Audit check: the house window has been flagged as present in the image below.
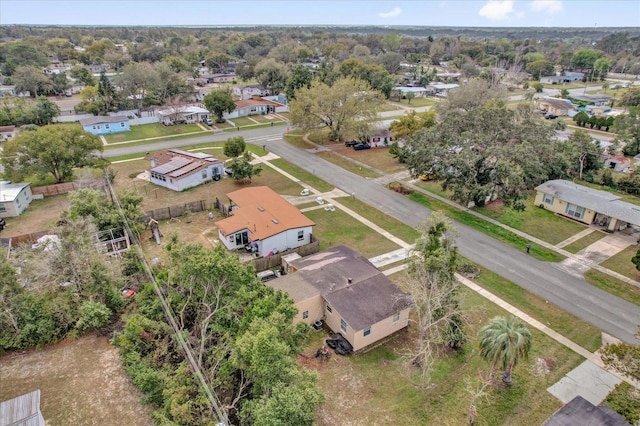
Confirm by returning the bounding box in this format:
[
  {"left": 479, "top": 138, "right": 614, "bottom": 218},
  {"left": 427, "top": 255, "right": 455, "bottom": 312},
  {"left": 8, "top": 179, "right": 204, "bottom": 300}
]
[
  {"left": 0, "top": 204, "right": 5, "bottom": 212},
  {"left": 302, "top": 310, "right": 309, "bottom": 319},
  {"left": 326, "top": 305, "right": 332, "bottom": 314},
  {"left": 202, "top": 170, "right": 208, "bottom": 179},
  {"left": 565, "top": 203, "right": 585, "bottom": 219},
  {"left": 121, "top": 122, "right": 125, "bottom": 127},
  {"left": 297, "top": 230, "right": 304, "bottom": 241},
  {"left": 105, "top": 124, "right": 110, "bottom": 129},
  {"left": 340, "top": 319, "right": 347, "bottom": 332},
  {"left": 393, "top": 312, "right": 400, "bottom": 322},
  {"left": 543, "top": 194, "right": 554, "bottom": 205},
  {"left": 363, "top": 327, "right": 371, "bottom": 337},
  {"left": 93, "top": 125, "right": 97, "bottom": 130}
]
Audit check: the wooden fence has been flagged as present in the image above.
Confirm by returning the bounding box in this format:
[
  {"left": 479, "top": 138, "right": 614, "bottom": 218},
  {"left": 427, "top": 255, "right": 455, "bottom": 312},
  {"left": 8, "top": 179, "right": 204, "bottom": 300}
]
[
  {"left": 252, "top": 235, "right": 320, "bottom": 272},
  {"left": 145, "top": 199, "right": 211, "bottom": 221},
  {"left": 31, "top": 179, "right": 105, "bottom": 197}
]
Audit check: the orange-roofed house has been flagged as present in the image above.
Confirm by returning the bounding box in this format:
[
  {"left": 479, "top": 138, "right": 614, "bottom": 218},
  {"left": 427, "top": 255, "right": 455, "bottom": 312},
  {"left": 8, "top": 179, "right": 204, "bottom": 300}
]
[
  {"left": 216, "top": 186, "right": 315, "bottom": 256},
  {"left": 224, "top": 96, "right": 288, "bottom": 120}
]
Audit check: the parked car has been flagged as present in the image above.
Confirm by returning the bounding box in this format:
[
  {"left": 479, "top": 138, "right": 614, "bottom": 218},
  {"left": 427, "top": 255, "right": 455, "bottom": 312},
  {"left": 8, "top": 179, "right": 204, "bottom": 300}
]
[
  {"left": 353, "top": 143, "right": 371, "bottom": 151},
  {"left": 344, "top": 140, "right": 359, "bottom": 147},
  {"left": 204, "top": 118, "right": 214, "bottom": 126},
  {"left": 224, "top": 167, "right": 233, "bottom": 176},
  {"left": 545, "top": 113, "right": 558, "bottom": 119}
]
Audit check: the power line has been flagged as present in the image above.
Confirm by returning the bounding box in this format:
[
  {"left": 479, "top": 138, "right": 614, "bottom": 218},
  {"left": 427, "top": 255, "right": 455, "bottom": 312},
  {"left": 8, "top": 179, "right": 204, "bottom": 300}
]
[{"left": 105, "top": 174, "right": 229, "bottom": 426}]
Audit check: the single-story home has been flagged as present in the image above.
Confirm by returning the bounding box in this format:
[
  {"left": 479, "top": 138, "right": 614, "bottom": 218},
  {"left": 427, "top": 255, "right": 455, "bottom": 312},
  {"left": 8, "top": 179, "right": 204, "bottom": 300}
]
[
  {"left": 0, "top": 389, "right": 45, "bottom": 426},
  {"left": 428, "top": 82, "right": 459, "bottom": 96},
  {"left": 79, "top": 115, "right": 130, "bottom": 135},
  {"left": 570, "top": 94, "right": 612, "bottom": 107},
  {"left": 0, "top": 125, "right": 16, "bottom": 142},
  {"left": 0, "top": 181, "right": 33, "bottom": 218},
  {"left": 536, "top": 98, "right": 576, "bottom": 116},
  {"left": 540, "top": 72, "right": 585, "bottom": 84},
  {"left": 604, "top": 155, "right": 632, "bottom": 173},
  {"left": 43, "top": 65, "right": 71, "bottom": 74},
  {"left": 156, "top": 104, "right": 211, "bottom": 125},
  {"left": 233, "top": 85, "right": 267, "bottom": 100},
  {"left": 0, "top": 85, "right": 17, "bottom": 97},
  {"left": 224, "top": 97, "right": 288, "bottom": 119},
  {"left": 436, "top": 72, "right": 461, "bottom": 81},
  {"left": 215, "top": 186, "right": 315, "bottom": 256},
  {"left": 200, "top": 73, "right": 236, "bottom": 84},
  {"left": 145, "top": 149, "right": 223, "bottom": 191},
  {"left": 535, "top": 179, "right": 640, "bottom": 232},
  {"left": 393, "top": 86, "right": 433, "bottom": 98},
  {"left": 268, "top": 245, "right": 411, "bottom": 352}
]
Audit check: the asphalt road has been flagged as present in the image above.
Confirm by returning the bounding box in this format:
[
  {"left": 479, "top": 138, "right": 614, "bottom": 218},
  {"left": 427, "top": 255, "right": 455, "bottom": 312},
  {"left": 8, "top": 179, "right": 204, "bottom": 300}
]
[{"left": 104, "top": 128, "right": 640, "bottom": 344}]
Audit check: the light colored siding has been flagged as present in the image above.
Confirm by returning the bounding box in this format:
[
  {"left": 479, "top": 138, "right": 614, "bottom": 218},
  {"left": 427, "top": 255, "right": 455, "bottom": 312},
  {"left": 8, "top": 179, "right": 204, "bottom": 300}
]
[
  {"left": 351, "top": 307, "right": 410, "bottom": 352},
  {"left": 294, "top": 295, "right": 324, "bottom": 324}
]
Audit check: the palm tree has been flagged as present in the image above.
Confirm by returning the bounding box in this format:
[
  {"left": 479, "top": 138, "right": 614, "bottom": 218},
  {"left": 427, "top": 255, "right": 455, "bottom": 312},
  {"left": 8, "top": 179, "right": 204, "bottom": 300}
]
[{"left": 479, "top": 316, "right": 532, "bottom": 384}]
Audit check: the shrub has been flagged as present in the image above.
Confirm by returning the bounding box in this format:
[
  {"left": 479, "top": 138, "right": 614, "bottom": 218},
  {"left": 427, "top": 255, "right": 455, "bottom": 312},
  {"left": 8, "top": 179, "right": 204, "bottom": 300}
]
[
  {"left": 602, "top": 383, "right": 640, "bottom": 424},
  {"left": 76, "top": 301, "right": 112, "bottom": 331}
]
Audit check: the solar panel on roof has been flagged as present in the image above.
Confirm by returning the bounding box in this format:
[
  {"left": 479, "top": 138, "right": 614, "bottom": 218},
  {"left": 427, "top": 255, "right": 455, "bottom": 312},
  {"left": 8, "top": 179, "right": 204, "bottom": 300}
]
[
  {"left": 169, "top": 162, "right": 201, "bottom": 177},
  {"left": 151, "top": 157, "right": 191, "bottom": 174}
]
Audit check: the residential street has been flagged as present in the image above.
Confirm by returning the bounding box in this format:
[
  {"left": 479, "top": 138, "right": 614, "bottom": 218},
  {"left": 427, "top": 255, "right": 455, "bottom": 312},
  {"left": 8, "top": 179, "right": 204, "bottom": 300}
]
[{"left": 103, "top": 127, "right": 640, "bottom": 344}]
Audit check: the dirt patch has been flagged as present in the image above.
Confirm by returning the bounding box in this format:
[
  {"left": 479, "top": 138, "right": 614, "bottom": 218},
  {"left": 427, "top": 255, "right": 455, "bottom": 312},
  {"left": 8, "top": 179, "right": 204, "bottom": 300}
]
[
  {"left": 0, "top": 334, "right": 152, "bottom": 426},
  {"left": 532, "top": 356, "right": 557, "bottom": 376},
  {"left": 2, "top": 195, "right": 70, "bottom": 238}
]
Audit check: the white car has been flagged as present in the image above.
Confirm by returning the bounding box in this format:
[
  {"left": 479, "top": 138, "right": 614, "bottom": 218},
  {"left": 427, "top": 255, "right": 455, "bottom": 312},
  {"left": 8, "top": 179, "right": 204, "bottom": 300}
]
[{"left": 204, "top": 118, "right": 213, "bottom": 126}]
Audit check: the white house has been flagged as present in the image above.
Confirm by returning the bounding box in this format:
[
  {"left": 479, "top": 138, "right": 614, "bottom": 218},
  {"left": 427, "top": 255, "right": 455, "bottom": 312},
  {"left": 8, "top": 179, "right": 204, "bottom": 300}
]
[
  {"left": 224, "top": 97, "right": 287, "bottom": 120},
  {"left": 216, "top": 186, "right": 315, "bottom": 256},
  {"left": 428, "top": 82, "right": 459, "bottom": 96},
  {"left": 145, "top": 149, "right": 224, "bottom": 191},
  {"left": 0, "top": 181, "right": 33, "bottom": 218},
  {"left": 156, "top": 104, "right": 211, "bottom": 125},
  {"left": 393, "top": 86, "right": 433, "bottom": 98},
  {"left": 233, "top": 85, "right": 267, "bottom": 100}
]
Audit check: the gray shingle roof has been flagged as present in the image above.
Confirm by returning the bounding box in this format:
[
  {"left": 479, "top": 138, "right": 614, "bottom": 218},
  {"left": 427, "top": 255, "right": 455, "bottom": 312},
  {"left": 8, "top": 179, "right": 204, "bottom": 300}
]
[
  {"left": 79, "top": 115, "right": 129, "bottom": 126},
  {"left": 536, "top": 179, "right": 640, "bottom": 226},
  {"left": 543, "top": 396, "right": 629, "bottom": 426}
]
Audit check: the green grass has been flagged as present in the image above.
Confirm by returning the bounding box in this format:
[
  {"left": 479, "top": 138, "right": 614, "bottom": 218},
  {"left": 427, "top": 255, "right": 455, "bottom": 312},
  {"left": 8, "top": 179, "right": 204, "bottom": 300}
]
[
  {"left": 304, "top": 208, "right": 401, "bottom": 258},
  {"left": 269, "top": 159, "right": 334, "bottom": 193},
  {"left": 230, "top": 116, "right": 259, "bottom": 126},
  {"left": 103, "top": 123, "right": 204, "bottom": 143},
  {"left": 337, "top": 196, "right": 420, "bottom": 245},
  {"left": 387, "top": 97, "right": 436, "bottom": 108},
  {"left": 103, "top": 131, "right": 212, "bottom": 150},
  {"left": 599, "top": 245, "right": 639, "bottom": 281},
  {"left": 476, "top": 199, "right": 588, "bottom": 245},
  {"left": 315, "top": 151, "right": 382, "bottom": 179},
  {"left": 584, "top": 268, "right": 640, "bottom": 307},
  {"left": 472, "top": 265, "right": 603, "bottom": 352},
  {"left": 283, "top": 130, "right": 315, "bottom": 149},
  {"left": 562, "top": 230, "right": 607, "bottom": 253},
  {"left": 406, "top": 190, "right": 564, "bottom": 262}
]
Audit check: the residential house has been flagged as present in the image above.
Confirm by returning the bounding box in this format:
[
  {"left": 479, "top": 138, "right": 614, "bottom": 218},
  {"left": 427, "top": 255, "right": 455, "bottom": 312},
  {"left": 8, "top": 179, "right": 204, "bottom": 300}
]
[
  {"left": 0, "top": 181, "right": 33, "bottom": 218},
  {"left": 0, "top": 389, "right": 45, "bottom": 426},
  {"left": 145, "top": 149, "right": 223, "bottom": 192},
  {"left": 436, "top": 72, "right": 461, "bottom": 81},
  {"left": 233, "top": 85, "right": 267, "bottom": 100},
  {"left": 79, "top": 115, "right": 130, "bottom": 135},
  {"left": 43, "top": 65, "right": 71, "bottom": 74},
  {"left": 0, "top": 85, "right": 17, "bottom": 97},
  {"left": 570, "top": 93, "right": 612, "bottom": 107},
  {"left": 535, "top": 97, "right": 576, "bottom": 116},
  {"left": 564, "top": 71, "right": 585, "bottom": 82},
  {"left": 535, "top": 179, "right": 640, "bottom": 232},
  {"left": 224, "top": 97, "right": 288, "bottom": 119},
  {"left": 215, "top": 186, "right": 315, "bottom": 256},
  {"left": 0, "top": 125, "right": 16, "bottom": 142},
  {"left": 88, "top": 64, "right": 108, "bottom": 73},
  {"left": 156, "top": 104, "right": 211, "bottom": 125},
  {"left": 540, "top": 75, "right": 566, "bottom": 85},
  {"left": 604, "top": 155, "right": 632, "bottom": 173},
  {"left": 200, "top": 73, "right": 236, "bottom": 84},
  {"left": 428, "top": 82, "right": 459, "bottom": 96},
  {"left": 269, "top": 245, "right": 411, "bottom": 352},
  {"left": 393, "top": 86, "right": 433, "bottom": 98}
]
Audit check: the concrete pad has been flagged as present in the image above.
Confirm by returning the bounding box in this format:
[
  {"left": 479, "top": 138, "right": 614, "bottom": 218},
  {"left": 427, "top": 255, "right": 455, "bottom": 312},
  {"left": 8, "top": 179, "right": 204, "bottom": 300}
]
[
  {"left": 557, "top": 258, "right": 590, "bottom": 278},
  {"left": 369, "top": 247, "right": 412, "bottom": 268},
  {"left": 577, "top": 236, "right": 632, "bottom": 264},
  {"left": 547, "top": 360, "right": 622, "bottom": 405}
]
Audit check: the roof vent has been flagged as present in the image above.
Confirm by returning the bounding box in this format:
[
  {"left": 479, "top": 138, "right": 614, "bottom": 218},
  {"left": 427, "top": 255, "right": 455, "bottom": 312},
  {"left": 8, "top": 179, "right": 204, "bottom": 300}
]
[
  {"left": 347, "top": 277, "right": 352, "bottom": 284},
  {"left": 258, "top": 207, "right": 265, "bottom": 212},
  {"left": 272, "top": 219, "right": 279, "bottom": 224}
]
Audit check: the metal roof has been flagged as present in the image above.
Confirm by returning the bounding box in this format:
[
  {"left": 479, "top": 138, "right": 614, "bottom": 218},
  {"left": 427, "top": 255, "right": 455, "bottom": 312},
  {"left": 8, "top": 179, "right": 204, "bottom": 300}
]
[
  {"left": 536, "top": 179, "right": 640, "bottom": 226},
  {"left": 79, "top": 115, "right": 128, "bottom": 126}
]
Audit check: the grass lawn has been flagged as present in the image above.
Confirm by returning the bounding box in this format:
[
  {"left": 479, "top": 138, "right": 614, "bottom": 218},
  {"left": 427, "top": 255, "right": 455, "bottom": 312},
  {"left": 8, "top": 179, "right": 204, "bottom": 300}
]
[
  {"left": 314, "top": 151, "right": 382, "bottom": 179},
  {"left": 284, "top": 130, "right": 315, "bottom": 149},
  {"left": 562, "top": 230, "right": 608, "bottom": 253},
  {"left": 584, "top": 268, "right": 640, "bottom": 307},
  {"left": 599, "top": 245, "right": 638, "bottom": 281},
  {"left": 337, "top": 196, "right": 420, "bottom": 245},
  {"left": 405, "top": 189, "right": 564, "bottom": 262},
  {"left": 379, "top": 102, "right": 402, "bottom": 111},
  {"left": 334, "top": 146, "right": 407, "bottom": 174},
  {"left": 476, "top": 199, "right": 588, "bottom": 245},
  {"left": 103, "top": 123, "right": 204, "bottom": 143},
  {"left": 388, "top": 97, "right": 437, "bottom": 108},
  {"left": 269, "top": 158, "right": 334, "bottom": 193},
  {"left": 304, "top": 208, "right": 401, "bottom": 258},
  {"left": 309, "top": 286, "right": 585, "bottom": 425},
  {"left": 230, "top": 116, "right": 259, "bottom": 126}
]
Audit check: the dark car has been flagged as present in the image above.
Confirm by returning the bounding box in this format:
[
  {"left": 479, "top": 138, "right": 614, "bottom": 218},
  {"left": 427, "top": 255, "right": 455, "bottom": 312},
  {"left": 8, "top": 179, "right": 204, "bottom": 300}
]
[
  {"left": 353, "top": 143, "right": 371, "bottom": 151},
  {"left": 224, "top": 167, "right": 233, "bottom": 176},
  {"left": 545, "top": 113, "right": 558, "bottom": 119},
  {"left": 344, "top": 140, "right": 359, "bottom": 147}
]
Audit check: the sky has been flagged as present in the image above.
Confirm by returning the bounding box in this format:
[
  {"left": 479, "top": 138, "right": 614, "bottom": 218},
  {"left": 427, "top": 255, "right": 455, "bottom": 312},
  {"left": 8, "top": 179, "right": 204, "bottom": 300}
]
[{"left": 1, "top": 1, "right": 639, "bottom": 27}]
